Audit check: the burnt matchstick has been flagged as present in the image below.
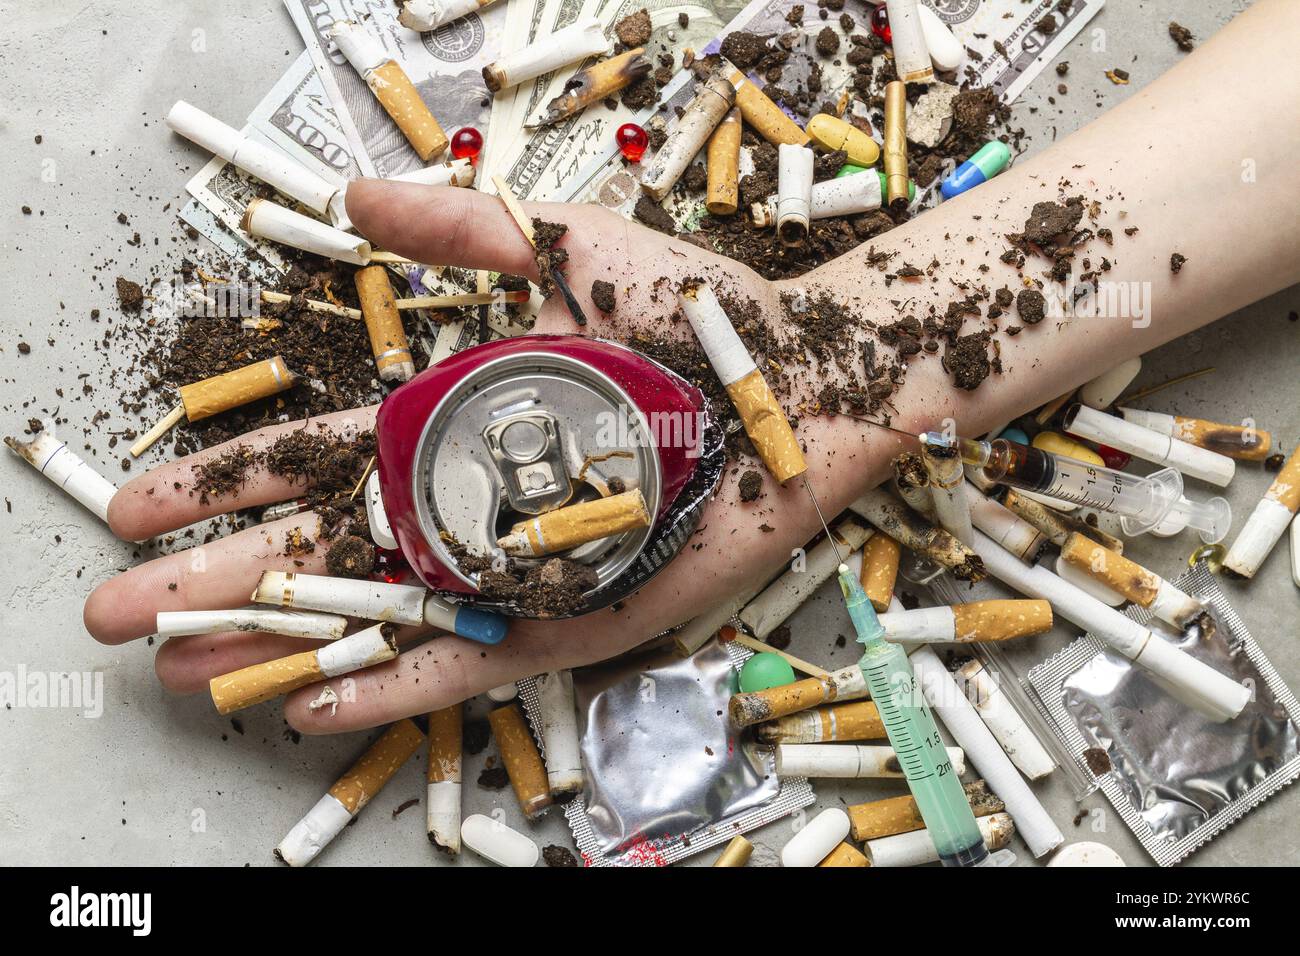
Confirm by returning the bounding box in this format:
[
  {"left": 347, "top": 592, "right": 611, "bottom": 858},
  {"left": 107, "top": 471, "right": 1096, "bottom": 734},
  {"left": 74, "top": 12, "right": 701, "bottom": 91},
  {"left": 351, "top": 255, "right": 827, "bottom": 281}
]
[{"left": 491, "top": 174, "right": 589, "bottom": 326}]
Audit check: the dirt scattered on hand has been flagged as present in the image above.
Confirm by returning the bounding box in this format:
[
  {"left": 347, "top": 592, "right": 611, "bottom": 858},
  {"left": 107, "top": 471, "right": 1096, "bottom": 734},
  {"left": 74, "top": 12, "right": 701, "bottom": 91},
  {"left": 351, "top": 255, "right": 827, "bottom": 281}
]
[
  {"left": 738, "top": 469, "right": 763, "bottom": 502},
  {"left": 325, "top": 534, "right": 375, "bottom": 578},
  {"left": 531, "top": 218, "right": 570, "bottom": 298},
  {"left": 1170, "top": 252, "right": 1187, "bottom": 274},
  {"left": 591, "top": 280, "right": 617, "bottom": 313}
]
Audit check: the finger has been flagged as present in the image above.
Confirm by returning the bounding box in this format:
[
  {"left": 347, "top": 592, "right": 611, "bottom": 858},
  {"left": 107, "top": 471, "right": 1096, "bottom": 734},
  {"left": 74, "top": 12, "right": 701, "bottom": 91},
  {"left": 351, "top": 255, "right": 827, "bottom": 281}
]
[
  {"left": 154, "top": 631, "right": 322, "bottom": 695},
  {"left": 84, "top": 513, "right": 332, "bottom": 645},
  {"left": 108, "top": 406, "right": 376, "bottom": 541}
]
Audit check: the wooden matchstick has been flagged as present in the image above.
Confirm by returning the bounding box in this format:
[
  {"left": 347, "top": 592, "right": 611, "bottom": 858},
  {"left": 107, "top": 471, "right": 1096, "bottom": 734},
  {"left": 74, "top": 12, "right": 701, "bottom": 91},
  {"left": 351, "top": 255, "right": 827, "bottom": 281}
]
[{"left": 490, "top": 175, "right": 589, "bottom": 327}]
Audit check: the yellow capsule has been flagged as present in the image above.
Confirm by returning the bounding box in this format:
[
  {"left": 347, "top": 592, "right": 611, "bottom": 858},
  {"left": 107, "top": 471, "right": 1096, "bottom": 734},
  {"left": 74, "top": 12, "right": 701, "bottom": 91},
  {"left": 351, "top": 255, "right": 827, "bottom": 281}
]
[
  {"left": 806, "top": 113, "right": 881, "bottom": 168},
  {"left": 1032, "top": 431, "right": 1104, "bottom": 466}
]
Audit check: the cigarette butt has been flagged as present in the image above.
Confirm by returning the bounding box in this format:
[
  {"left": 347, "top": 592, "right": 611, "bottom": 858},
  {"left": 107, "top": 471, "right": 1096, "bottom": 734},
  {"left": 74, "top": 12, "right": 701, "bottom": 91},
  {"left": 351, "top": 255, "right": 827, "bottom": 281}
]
[
  {"left": 782, "top": 807, "right": 850, "bottom": 866},
  {"left": 776, "top": 144, "right": 814, "bottom": 246},
  {"left": 6, "top": 432, "right": 117, "bottom": 524},
  {"left": 1225, "top": 450, "right": 1300, "bottom": 578},
  {"left": 884, "top": 0, "right": 935, "bottom": 84},
  {"left": 849, "top": 488, "right": 986, "bottom": 581},
  {"left": 241, "top": 197, "right": 371, "bottom": 265},
  {"left": 641, "top": 71, "right": 735, "bottom": 201},
  {"left": 488, "top": 704, "right": 553, "bottom": 821},
  {"left": 755, "top": 700, "right": 884, "bottom": 744},
  {"left": 848, "top": 779, "right": 1004, "bottom": 842},
  {"left": 497, "top": 489, "right": 650, "bottom": 557},
  {"left": 923, "top": 445, "right": 974, "bottom": 546},
  {"left": 951, "top": 599, "right": 1053, "bottom": 642},
  {"left": 806, "top": 113, "right": 880, "bottom": 167},
  {"left": 156, "top": 608, "right": 348, "bottom": 641},
  {"left": 1064, "top": 404, "right": 1235, "bottom": 488},
  {"left": 706, "top": 107, "right": 741, "bottom": 215},
  {"left": 728, "top": 69, "right": 811, "bottom": 147},
  {"left": 400, "top": 0, "right": 501, "bottom": 32},
  {"left": 859, "top": 533, "right": 900, "bottom": 612},
  {"left": 866, "top": 812, "right": 1015, "bottom": 867},
  {"left": 535, "top": 48, "right": 652, "bottom": 126},
  {"left": 178, "top": 356, "right": 296, "bottom": 423},
  {"left": 725, "top": 369, "right": 807, "bottom": 483},
  {"left": 956, "top": 659, "right": 1057, "bottom": 780},
  {"left": 482, "top": 17, "right": 610, "bottom": 93},
  {"left": 712, "top": 835, "right": 754, "bottom": 867},
  {"left": 1059, "top": 534, "right": 1203, "bottom": 626},
  {"left": 355, "top": 265, "right": 415, "bottom": 383},
  {"left": 1000, "top": 488, "right": 1125, "bottom": 554},
  {"left": 777, "top": 743, "right": 965, "bottom": 778},
  {"left": 426, "top": 704, "right": 462, "bottom": 854},
  {"left": 536, "top": 670, "right": 583, "bottom": 799},
  {"left": 729, "top": 664, "right": 868, "bottom": 727},
  {"left": 209, "top": 622, "right": 398, "bottom": 714},
  {"left": 818, "top": 842, "right": 870, "bottom": 867},
  {"left": 883, "top": 81, "right": 908, "bottom": 205},
  {"left": 1117, "top": 407, "right": 1272, "bottom": 461}
]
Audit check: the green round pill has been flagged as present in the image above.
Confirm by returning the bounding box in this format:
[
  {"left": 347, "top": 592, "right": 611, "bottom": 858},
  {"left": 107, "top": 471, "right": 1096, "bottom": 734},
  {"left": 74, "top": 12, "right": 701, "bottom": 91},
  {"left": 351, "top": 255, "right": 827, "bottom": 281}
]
[{"left": 739, "top": 653, "right": 797, "bottom": 693}]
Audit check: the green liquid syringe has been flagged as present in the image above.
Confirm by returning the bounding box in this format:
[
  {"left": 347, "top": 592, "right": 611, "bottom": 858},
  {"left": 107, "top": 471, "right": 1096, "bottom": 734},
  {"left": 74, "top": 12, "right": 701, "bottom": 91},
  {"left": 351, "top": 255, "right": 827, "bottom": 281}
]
[{"left": 838, "top": 564, "right": 989, "bottom": 867}]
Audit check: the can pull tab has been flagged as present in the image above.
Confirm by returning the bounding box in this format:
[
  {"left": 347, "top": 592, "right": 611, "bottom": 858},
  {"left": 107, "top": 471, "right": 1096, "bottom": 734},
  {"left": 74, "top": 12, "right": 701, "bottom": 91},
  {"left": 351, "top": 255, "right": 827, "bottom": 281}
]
[{"left": 482, "top": 409, "right": 572, "bottom": 515}]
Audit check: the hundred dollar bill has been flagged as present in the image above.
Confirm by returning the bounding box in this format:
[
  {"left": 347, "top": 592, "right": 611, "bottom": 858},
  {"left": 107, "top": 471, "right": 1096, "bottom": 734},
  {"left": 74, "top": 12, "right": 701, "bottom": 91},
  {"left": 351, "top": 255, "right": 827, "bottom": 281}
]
[
  {"left": 283, "top": 0, "right": 506, "bottom": 179},
  {"left": 248, "top": 51, "right": 360, "bottom": 183},
  {"left": 177, "top": 200, "right": 284, "bottom": 284},
  {"left": 185, "top": 132, "right": 294, "bottom": 273}
]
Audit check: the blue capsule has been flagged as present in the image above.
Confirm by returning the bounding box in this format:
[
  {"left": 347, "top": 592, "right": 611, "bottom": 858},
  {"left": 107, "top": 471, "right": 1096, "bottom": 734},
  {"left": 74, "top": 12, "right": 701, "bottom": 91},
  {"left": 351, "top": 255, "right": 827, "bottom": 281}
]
[{"left": 941, "top": 141, "right": 1012, "bottom": 200}]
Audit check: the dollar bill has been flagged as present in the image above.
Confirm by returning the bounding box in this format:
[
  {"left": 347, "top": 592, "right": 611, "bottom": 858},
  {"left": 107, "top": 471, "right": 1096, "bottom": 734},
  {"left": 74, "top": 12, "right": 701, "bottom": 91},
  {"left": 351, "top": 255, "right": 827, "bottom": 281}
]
[
  {"left": 247, "top": 51, "right": 359, "bottom": 183},
  {"left": 185, "top": 132, "right": 295, "bottom": 273},
  {"left": 283, "top": 0, "right": 505, "bottom": 179}
]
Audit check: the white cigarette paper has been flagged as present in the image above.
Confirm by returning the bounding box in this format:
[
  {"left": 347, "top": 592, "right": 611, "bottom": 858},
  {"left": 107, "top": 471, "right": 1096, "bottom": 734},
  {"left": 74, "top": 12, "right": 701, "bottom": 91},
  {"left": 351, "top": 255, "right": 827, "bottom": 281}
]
[
  {"left": 972, "top": 531, "right": 1250, "bottom": 721},
  {"left": 1065, "top": 404, "right": 1235, "bottom": 487},
  {"left": 318, "top": 624, "right": 399, "bottom": 676},
  {"left": 535, "top": 671, "right": 583, "bottom": 797},
  {"left": 678, "top": 282, "right": 756, "bottom": 386},
  {"left": 739, "top": 520, "right": 872, "bottom": 639},
  {"left": 6, "top": 432, "right": 117, "bottom": 524},
  {"left": 1224, "top": 451, "right": 1300, "bottom": 578},
  {"left": 884, "top": 0, "right": 935, "bottom": 83},
  {"left": 275, "top": 793, "right": 352, "bottom": 867},
  {"left": 399, "top": 0, "right": 499, "bottom": 31},
  {"left": 483, "top": 17, "right": 610, "bottom": 92},
  {"left": 329, "top": 159, "right": 475, "bottom": 230},
  {"left": 775, "top": 144, "right": 814, "bottom": 244},
  {"left": 641, "top": 71, "right": 736, "bottom": 201},
  {"left": 753, "top": 174, "right": 885, "bottom": 226},
  {"left": 923, "top": 446, "right": 973, "bottom": 546},
  {"left": 166, "top": 101, "right": 340, "bottom": 215},
  {"left": 866, "top": 812, "right": 1014, "bottom": 867},
  {"left": 965, "top": 485, "right": 1046, "bottom": 561},
  {"left": 254, "top": 571, "right": 425, "bottom": 625},
  {"left": 776, "top": 743, "right": 965, "bottom": 778},
  {"left": 957, "top": 659, "right": 1056, "bottom": 781},
  {"left": 156, "top": 608, "right": 347, "bottom": 641},
  {"left": 242, "top": 198, "right": 371, "bottom": 265},
  {"left": 910, "top": 645, "right": 1064, "bottom": 858}
]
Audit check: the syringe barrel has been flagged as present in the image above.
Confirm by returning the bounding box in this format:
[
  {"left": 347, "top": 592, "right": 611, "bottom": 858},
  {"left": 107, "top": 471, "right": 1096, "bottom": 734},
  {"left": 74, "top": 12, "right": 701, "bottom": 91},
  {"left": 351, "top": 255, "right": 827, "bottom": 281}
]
[{"left": 985, "top": 441, "right": 1170, "bottom": 522}]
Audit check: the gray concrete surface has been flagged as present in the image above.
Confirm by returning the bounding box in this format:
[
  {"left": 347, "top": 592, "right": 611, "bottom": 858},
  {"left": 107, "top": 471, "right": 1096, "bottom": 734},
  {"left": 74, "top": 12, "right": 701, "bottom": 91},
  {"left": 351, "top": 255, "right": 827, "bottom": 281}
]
[{"left": 1, "top": 1, "right": 1296, "bottom": 867}]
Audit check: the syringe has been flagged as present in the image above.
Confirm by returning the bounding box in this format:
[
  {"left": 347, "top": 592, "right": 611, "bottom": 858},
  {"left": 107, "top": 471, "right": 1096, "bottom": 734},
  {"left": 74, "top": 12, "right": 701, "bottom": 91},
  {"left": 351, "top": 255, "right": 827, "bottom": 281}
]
[{"left": 837, "top": 565, "right": 990, "bottom": 867}]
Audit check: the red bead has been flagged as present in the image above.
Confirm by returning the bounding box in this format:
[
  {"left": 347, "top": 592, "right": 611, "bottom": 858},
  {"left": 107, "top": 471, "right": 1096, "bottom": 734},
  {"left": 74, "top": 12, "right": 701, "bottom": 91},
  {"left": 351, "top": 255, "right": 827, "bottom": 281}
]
[
  {"left": 1098, "top": 444, "right": 1131, "bottom": 470},
  {"left": 450, "top": 127, "right": 483, "bottom": 164},
  {"left": 373, "top": 546, "right": 412, "bottom": 585},
  {"left": 616, "top": 122, "right": 649, "bottom": 163},
  {"left": 871, "top": 4, "right": 891, "bottom": 44}
]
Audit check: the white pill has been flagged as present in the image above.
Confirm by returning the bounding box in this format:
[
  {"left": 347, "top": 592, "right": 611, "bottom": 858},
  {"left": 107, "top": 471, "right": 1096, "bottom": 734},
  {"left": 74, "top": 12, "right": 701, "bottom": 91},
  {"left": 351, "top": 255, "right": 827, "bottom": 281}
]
[
  {"left": 916, "top": 4, "right": 964, "bottom": 72},
  {"left": 487, "top": 682, "right": 518, "bottom": 702},
  {"left": 1078, "top": 357, "right": 1141, "bottom": 410},
  {"left": 461, "top": 814, "right": 539, "bottom": 867},
  {"left": 1047, "top": 841, "right": 1126, "bottom": 867},
  {"left": 781, "top": 807, "right": 851, "bottom": 867}
]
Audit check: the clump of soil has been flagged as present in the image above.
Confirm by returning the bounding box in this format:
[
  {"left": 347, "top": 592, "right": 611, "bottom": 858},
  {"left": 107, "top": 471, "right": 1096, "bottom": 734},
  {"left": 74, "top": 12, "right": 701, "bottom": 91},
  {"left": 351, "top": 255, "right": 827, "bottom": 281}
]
[
  {"left": 463, "top": 719, "right": 490, "bottom": 754},
  {"left": 474, "top": 556, "right": 599, "bottom": 618},
  {"left": 477, "top": 766, "right": 509, "bottom": 789},
  {"left": 815, "top": 26, "right": 839, "bottom": 57},
  {"left": 633, "top": 194, "right": 677, "bottom": 235},
  {"left": 1016, "top": 288, "right": 1046, "bottom": 325},
  {"left": 325, "top": 534, "right": 375, "bottom": 578},
  {"left": 1170, "top": 252, "right": 1187, "bottom": 274},
  {"left": 591, "top": 280, "right": 617, "bottom": 313},
  {"left": 531, "top": 219, "right": 570, "bottom": 298},
  {"left": 543, "top": 844, "right": 579, "bottom": 867},
  {"left": 116, "top": 277, "right": 144, "bottom": 313},
  {"left": 614, "top": 8, "right": 652, "bottom": 48},
  {"left": 1022, "top": 199, "right": 1085, "bottom": 245},
  {"left": 943, "top": 331, "right": 995, "bottom": 390},
  {"left": 1169, "top": 22, "right": 1194, "bottom": 52},
  {"left": 737, "top": 469, "right": 763, "bottom": 502}
]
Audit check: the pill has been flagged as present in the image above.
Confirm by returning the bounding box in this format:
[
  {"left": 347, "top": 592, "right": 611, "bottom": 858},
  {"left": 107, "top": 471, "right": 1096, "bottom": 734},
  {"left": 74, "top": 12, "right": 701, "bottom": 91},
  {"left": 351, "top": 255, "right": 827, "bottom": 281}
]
[
  {"left": 461, "top": 814, "right": 539, "bottom": 867},
  {"left": 1047, "top": 842, "right": 1127, "bottom": 867},
  {"left": 781, "top": 807, "right": 851, "bottom": 867},
  {"left": 917, "top": 3, "right": 964, "bottom": 72},
  {"left": 940, "top": 140, "right": 1011, "bottom": 199},
  {"left": 807, "top": 114, "right": 881, "bottom": 167},
  {"left": 997, "top": 427, "right": 1030, "bottom": 445},
  {"left": 739, "top": 652, "right": 797, "bottom": 692},
  {"left": 835, "top": 165, "right": 916, "bottom": 202},
  {"left": 1078, "top": 357, "right": 1142, "bottom": 409},
  {"left": 1033, "top": 431, "right": 1105, "bottom": 467},
  {"left": 487, "top": 682, "right": 519, "bottom": 702}
]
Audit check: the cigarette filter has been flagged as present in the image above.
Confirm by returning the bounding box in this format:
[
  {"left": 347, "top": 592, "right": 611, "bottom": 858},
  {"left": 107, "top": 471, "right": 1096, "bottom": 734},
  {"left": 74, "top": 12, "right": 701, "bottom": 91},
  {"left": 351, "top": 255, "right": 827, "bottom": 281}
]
[
  {"left": 641, "top": 72, "right": 736, "bottom": 201},
  {"left": 209, "top": 622, "right": 398, "bottom": 715},
  {"left": 730, "top": 664, "right": 869, "bottom": 728},
  {"left": 775, "top": 144, "right": 814, "bottom": 245},
  {"left": 426, "top": 704, "right": 462, "bottom": 854},
  {"left": 818, "top": 843, "right": 870, "bottom": 867},
  {"left": 1117, "top": 407, "right": 1272, "bottom": 462},
  {"left": 241, "top": 198, "right": 371, "bottom": 265},
  {"left": 1223, "top": 450, "right": 1300, "bottom": 579},
  {"left": 727, "top": 68, "right": 811, "bottom": 146},
  {"left": 910, "top": 645, "right": 1064, "bottom": 857},
  {"left": 859, "top": 532, "right": 900, "bottom": 612},
  {"left": 965, "top": 485, "right": 1048, "bottom": 562},
  {"left": 5, "top": 432, "right": 116, "bottom": 524},
  {"left": 678, "top": 282, "right": 806, "bottom": 483},
  {"left": 884, "top": 0, "right": 935, "bottom": 83},
  {"left": 781, "top": 807, "right": 850, "bottom": 867},
  {"left": 971, "top": 531, "right": 1250, "bottom": 722},
  {"left": 535, "top": 48, "right": 652, "bottom": 126},
  {"left": 706, "top": 107, "right": 742, "bottom": 216},
  {"left": 179, "top": 356, "right": 296, "bottom": 422},
  {"left": 1064, "top": 404, "right": 1235, "bottom": 487},
  {"left": 330, "top": 21, "right": 448, "bottom": 160},
  {"left": 805, "top": 113, "right": 880, "bottom": 167},
  {"left": 756, "top": 699, "right": 885, "bottom": 744},
  {"left": 497, "top": 489, "right": 650, "bottom": 557},
  {"left": 883, "top": 81, "right": 909, "bottom": 205},
  {"left": 165, "top": 101, "right": 340, "bottom": 216},
  {"left": 849, "top": 488, "right": 985, "bottom": 581},
  {"left": 892, "top": 452, "right": 936, "bottom": 519},
  {"left": 488, "top": 703, "right": 553, "bottom": 820},
  {"left": 847, "top": 779, "right": 1004, "bottom": 842},
  {"left": 329, "top": 159, "right": 474, "bottom": 231},
  {"left": 1000, "top": 488, "right": 1125, "bottom": 554},
  {"left": 754, "top": 170, "right": 887, "bottom": 227},
  {"left": 713, "top": 835, "right": 754, "bottom": 867},
  {"left": 399, "top": 0, "right": 502, "bottom": 32},
  {"left": 535, "top": 670, "right": 583, "bottom": 798},
  {"left": 275, "top": 718, "right": 425, "bottom": 866},
  {"left": 482, "top": 17, "right": 610, "bottom": 92},
  {"left": 1059, "top": 533, "right": 1204, "bottom": 627},
  {"left": 740, "top": 519, "right": 872, "bottom": 639},
  {"left": 1055, "top": 554, "right": 1125, "bottom": 606},
  {"left": 776, "top": 743, "right": 965, "bottom": 778},
  {"left": 878, "top": 599, "right": 1052, "bottom": 644},
  {"left": 922, "top": 444, "right": 974, "bottom": 546},
  {"left": 673, "top": 586, "right": 761, "bottom": 656},
  {"left": 1077, "top": 356, "right": 1140, "bottom": 409},
  {"left": 156, "top": 608, "right": 347, "bottom": 641},
  {"left": 355, "top": 264, "right": 415, "bottom": 383},
  {"left": 956, "top": 659, "right": 1056, "bottom": 781},
  {"left": 867, "top": 812, "right": 1014, "bottom": 867},
  {"left": 461, "top": 813, "right": 539, "bottom": 867}
]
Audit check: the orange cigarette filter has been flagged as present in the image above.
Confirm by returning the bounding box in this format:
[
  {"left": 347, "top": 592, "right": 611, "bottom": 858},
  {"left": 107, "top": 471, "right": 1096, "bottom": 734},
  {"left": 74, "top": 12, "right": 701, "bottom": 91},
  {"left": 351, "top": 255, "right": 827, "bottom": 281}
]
[
  {"left": 488, "top": 704, "right": 553, "bottom": 820},
  {"left": 355, "top": 265, "right": 415, "bottom": 382},
  {"left": 329, "top": 719, "right": 426, "bottom": 814},
  {"left": 179, "top": 356, "right": 296, "bottom": 422},
  {"left": 859, "top": 533, "right": 900, "bottom": 612},
  {"left": 369, "top": 61, "right": 449, "bottom": 161}
]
